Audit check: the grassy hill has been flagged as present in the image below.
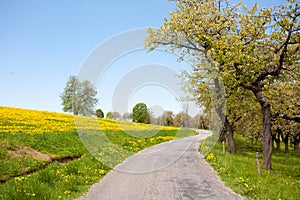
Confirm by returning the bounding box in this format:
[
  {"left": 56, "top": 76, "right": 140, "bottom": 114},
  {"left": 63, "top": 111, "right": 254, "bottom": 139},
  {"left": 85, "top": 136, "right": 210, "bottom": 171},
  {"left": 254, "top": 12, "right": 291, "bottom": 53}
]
[{"left": 0, "top": 106, "right": 195, "bottom": 199}]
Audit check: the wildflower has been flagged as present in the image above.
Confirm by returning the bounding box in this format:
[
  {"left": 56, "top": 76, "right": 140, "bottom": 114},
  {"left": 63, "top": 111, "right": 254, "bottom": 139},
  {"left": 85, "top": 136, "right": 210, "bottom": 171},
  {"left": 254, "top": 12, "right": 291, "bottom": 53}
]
[
  {"left": 205, "top": 153, "right": 216, "bottom": 162},
  {"left": 64, "top": 191, "right": 70, "bottom": 195},
  {"left": 0, "top": 106, "right": 179, "bottom": 135},
  {"left": 219, "top": 167, "right": 227, "bottom": 173}
]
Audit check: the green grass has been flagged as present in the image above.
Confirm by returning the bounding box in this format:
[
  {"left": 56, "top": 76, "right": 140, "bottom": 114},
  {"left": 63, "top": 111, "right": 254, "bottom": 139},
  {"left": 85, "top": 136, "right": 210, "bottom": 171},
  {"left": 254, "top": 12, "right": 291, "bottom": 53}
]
[
  {"left": 0, "top": 131, "right": 87, "bottom": 182},
  {"left": 0, "top": 131, "right": 87, "bottom": 158},
  {"left": 0, "top": 128, "right": 196, "bottom": 199},
  {"left": 0, "top": 156, "right": 109, "bottom": 200},
  {"left": 200, "top": 135, "right": 300, "bottom": 200}
]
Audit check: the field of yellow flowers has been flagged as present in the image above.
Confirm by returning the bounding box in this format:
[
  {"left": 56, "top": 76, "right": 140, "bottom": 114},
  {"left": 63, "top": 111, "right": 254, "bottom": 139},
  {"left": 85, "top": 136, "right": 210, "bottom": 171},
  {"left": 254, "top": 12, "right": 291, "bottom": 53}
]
[
  {"left": 0, "top": 106, "right": 195, "bottom": 200},
  {"left": 0, "top": 107, "right": 177, "bottom": 135}
]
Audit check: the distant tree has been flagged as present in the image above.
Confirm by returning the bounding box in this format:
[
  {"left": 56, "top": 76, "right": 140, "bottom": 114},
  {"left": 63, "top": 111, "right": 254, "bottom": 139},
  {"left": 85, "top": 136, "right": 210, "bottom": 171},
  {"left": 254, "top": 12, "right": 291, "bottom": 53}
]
[
  {"left": 132, "top": 103, "right": 150, "bottom": 124},
  {"left": 161, "top": 111, "right": 174, "bottom": 126},
  {"left": 60, "top": 76, "right": 98, "bottom": 116},
  {"left": 174, "top": 112, "right": 191, "bottom": 128},
  {"left": 291, "top": 123, "right": 300, "bottom": 155},
  {"left": 106, "top": 111, "right": 112, "bottom": 119},
  {"left": 111, "top": 112, "right": 121, "bottom": 120},
  {"left": 191, "top": 114, "right": 209, "bottom": 129},
  {"left": 150, "top": 116, "right": 163, "bottom": 125},
  {"left": 122, "top": 112, "right": 132, "bottom": 121},
  {"left": 273, "top": 119, "right": 300, "bottom": 155},
  {"left": 144, "top": 110, "right": 151, "bottom": 124},
  {"left": 156, "top": 116, "right": 163, "bottom": 126},
  {"left": 96, "top": 109, "right": 104, "bottom": 118}
]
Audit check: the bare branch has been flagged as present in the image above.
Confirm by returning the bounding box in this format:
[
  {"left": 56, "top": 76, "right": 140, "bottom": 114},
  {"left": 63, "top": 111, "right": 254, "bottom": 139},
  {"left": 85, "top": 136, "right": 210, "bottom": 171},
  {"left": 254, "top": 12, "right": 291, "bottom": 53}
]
[{"left": 153, "top": 41, "right": 205, "bottom": 53}]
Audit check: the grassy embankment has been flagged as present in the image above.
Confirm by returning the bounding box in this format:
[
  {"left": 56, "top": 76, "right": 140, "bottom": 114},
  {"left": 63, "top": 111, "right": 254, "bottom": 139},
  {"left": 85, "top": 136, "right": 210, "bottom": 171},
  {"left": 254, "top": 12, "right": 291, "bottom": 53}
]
[
  {"left": 0, "top": 106, "right": 196, "bottom": 200},
  {"left": 200, "top": 134, "right": 300, "bottom": 200}
]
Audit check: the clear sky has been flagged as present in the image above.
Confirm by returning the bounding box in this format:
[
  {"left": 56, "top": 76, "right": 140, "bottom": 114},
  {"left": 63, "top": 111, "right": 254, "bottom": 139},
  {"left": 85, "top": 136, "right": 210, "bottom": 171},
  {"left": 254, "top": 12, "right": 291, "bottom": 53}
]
[{"left": 0, "top": 0, "right": 286, "bottom": 116}]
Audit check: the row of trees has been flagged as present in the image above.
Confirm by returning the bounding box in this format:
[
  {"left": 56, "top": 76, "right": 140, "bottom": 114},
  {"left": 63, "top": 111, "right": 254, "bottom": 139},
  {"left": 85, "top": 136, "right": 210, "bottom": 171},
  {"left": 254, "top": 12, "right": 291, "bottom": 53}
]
[
  {"left": 60, "top": 80, "right": 208, "bottom": 128},
  {"left": 104, "top": 103, "right": 209, "bottom": 129},
  {"left": 145, "top": 0, "right": 299, "bottom": 170},
  {"left": 60, "top": 75, "right": 299, "bottom": 155},
  {"left": 96, "top": 103, "right": 299, "bottom": 155},
  {"left": 150, "top": 110, "right": 209, "bottom": 129}
]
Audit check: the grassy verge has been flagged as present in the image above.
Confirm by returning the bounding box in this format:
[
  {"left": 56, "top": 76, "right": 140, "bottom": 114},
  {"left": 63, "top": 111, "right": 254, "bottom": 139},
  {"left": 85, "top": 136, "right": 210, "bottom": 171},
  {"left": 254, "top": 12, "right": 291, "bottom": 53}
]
[
  {"left": 0, "top": 131, "right": 87, "bottom": 182},
  {"left": 199, "top": 135, "right": 300, "bottom": 200},
  {"left": 0, "top": 128, "right": 195, "bottom": 199},
  {"left": 0, "top": 155, "right": 109, "bottom": 200}
]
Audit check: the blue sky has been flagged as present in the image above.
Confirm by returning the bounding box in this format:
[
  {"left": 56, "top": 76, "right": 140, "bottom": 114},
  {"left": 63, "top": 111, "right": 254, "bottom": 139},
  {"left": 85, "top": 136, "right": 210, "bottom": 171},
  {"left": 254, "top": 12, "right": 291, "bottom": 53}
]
[{"left": 0, "top": 0, "right": 286, "bottom": 115}]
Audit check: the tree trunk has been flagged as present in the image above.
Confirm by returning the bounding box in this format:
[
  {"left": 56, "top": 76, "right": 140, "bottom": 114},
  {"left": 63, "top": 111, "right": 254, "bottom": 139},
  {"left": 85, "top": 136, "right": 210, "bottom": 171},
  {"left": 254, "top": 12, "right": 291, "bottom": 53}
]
[
  {"left": 218, "top": 127, "right": 226, "bottom": 142},
  {"left": 290, "top": 137, "right": 294, "bottom": 147},
  {"left": 213, "top": 77, "right": 232, "bottom": 148},
  {"left": 294, "top": 134, "right": 300, "bottom": 155},
  {"left": 253, "top": 89, "right": 272, "bottom": 170},
  {"left": 285, "top": 141, "right": 289, "bottom": 154},
  {"left": 255, "top": 133, "right": 260, "bottom": 144},
  {"left": 272, "top": 134, "right": 276, "bottom": 150},
  {"left": 224, "top": 117, "right": 236, "bottom": 154},
  {"left": 261, "top": 106, "right": 273, "bottom": 170},
  {"left": 284, "top": 134, "right": 289, "bottom": 154},
  {"left": 275, "top": 128, "right": 282, "bottom": 151},
  {"left": 275, "top": 133, "right": 280, "bottom": 151},
  {"left": 276, "top": 139, "right": 280, "bottom": 151}
]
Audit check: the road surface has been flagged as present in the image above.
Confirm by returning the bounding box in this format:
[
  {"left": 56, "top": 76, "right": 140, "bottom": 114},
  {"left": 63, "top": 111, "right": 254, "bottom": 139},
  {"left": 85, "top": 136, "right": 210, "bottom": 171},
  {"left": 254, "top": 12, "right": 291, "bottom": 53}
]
[{"left": 78, "top": 130, "right": 243, "bottom": 200}]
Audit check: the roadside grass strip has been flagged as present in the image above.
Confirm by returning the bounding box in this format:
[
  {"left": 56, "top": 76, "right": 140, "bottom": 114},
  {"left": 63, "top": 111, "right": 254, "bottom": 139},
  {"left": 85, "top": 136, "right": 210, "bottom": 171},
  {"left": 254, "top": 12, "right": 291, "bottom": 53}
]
[{"left": 200, "top": 135, "right": 300, "bottom": 200}]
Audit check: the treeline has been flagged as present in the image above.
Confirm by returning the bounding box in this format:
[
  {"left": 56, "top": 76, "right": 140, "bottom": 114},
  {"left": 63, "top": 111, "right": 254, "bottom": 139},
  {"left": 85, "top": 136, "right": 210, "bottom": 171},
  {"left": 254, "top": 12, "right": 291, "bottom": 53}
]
[
  {"left": 106, "top": 110, "right": 209, "bottom": 129},
  {"left": 145, "top": 0, "right": 300, "bottom": 170},
  {"left": 101, "top": 103, "right": 209, "bottom": 129}
]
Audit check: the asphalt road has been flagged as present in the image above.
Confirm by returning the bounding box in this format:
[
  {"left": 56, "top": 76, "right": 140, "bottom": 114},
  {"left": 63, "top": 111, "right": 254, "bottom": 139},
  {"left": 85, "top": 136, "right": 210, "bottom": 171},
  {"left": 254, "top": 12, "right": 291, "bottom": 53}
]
[{"left": 77, "top": 130, "right": 243, "bottom": 200}]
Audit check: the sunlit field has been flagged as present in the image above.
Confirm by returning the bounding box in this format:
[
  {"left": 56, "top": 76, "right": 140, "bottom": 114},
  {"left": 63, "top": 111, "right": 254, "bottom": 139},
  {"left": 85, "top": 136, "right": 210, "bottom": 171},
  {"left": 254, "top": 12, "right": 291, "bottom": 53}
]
[
  {"left": 0, "top": 107, "right": 177, "bottom": 134},
  {"left": 200, "top": 135, "right": 300, "bottom": 200},
  {"left": 0, "top": 106, "right": 196, "bottom": 199}
]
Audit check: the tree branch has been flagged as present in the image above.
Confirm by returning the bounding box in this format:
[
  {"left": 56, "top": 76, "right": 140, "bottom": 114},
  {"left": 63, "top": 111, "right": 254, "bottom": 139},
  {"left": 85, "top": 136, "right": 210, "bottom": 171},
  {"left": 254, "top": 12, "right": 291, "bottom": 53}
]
[
  {"left": 280, "top": 114, "right": 300, "bottom": 123},
  {"left": 153, "top": 41, "right": 205, "bottom": 53},
  {"left": 253, "top": 14, "right": 296, "bottom": 86}
]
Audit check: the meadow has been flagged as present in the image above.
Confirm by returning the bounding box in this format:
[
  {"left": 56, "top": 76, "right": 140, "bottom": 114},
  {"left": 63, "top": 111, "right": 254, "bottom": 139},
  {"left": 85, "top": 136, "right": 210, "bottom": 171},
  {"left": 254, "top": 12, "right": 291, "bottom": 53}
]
[
  {"left": 0, "top": 106, "right": 196, "bottom": 199},
  {"left": 200, "top": 135, "right": 300, "bottom": 200}
]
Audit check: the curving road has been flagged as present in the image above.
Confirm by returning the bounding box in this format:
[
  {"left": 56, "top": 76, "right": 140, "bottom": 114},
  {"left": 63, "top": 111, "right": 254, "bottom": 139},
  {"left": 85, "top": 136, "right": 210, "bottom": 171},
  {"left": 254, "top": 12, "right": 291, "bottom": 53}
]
[{"left": 77, "top": 130, "right": 243, "bottom": 200}]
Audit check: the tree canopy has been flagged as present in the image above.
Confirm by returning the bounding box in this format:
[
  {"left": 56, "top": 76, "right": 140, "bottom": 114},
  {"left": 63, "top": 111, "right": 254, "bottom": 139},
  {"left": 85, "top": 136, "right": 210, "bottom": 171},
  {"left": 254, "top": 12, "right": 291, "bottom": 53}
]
[
  {"left": 60, "top": 76, "right": 98, "bottom": 116},
  {"left": 122, "top": 112, "right": 133, "bottom": 121},
  {"left": 96, "top": 108, "right": 104, "bottom": 118},
  {"left": 132, "top": 102, "right": 150, "bottom": 124},
  {"left": 145, "top": 0, "right": 300, "bottom": 170}
]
